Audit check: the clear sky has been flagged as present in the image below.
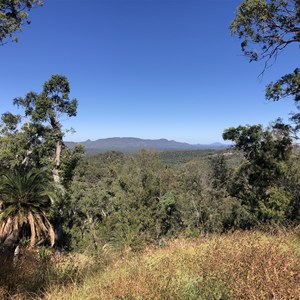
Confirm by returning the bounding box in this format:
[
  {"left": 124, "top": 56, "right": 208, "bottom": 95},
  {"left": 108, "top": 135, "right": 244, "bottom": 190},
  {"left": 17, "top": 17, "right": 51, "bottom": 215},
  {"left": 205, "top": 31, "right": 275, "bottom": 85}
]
[{"left": 0, "top": 0, "right": 298, "bottom": 144}]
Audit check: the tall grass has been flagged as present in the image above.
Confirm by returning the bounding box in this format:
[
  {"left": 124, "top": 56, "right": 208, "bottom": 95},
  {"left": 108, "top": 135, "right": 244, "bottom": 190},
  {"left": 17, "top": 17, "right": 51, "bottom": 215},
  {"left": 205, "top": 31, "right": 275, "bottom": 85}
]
[
  {"left": 0, "top": 247, "right": 99, "bottom": 300},
  {"left": 0, "top": 230, "right": 299, "bottom": 299},
  {"left": 42, "top": 230, "right": 300, "bottom": 300}
]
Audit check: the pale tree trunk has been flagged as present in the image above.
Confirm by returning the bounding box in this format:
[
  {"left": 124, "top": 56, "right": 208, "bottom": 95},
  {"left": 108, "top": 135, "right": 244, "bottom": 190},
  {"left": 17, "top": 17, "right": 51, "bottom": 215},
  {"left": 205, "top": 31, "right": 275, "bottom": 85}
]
[
  {"left": 50, "top": 113, "right": 64, "bottom": 247},
  {"left": 52, "top": 139, "right": 62, "bottom": 183},
  {"left": 50, "top": 116, "right": 63, "bottom": 183},
  {"left": 21, "top": 150, "right": 32, "bottom": 166},
  {"left": 21, "top": 122, "right": 32, "bottom": 166}
]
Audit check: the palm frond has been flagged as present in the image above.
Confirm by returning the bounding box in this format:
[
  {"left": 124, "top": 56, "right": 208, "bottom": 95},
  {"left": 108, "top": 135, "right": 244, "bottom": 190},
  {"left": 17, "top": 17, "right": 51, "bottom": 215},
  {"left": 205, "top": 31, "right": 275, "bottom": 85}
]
[
  {"left": 0, "top": 217, "right": 13, "bottom": 242},
  {"left": 0, "top": 168, "right": 58, "bottom": 248}
]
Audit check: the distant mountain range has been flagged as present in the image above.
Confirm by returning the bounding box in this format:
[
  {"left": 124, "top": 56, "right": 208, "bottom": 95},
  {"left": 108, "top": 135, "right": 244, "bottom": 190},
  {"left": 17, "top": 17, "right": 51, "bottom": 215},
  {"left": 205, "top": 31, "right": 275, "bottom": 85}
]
[{"left": 65, "top": 137, "right": 228, "bottom": 154}]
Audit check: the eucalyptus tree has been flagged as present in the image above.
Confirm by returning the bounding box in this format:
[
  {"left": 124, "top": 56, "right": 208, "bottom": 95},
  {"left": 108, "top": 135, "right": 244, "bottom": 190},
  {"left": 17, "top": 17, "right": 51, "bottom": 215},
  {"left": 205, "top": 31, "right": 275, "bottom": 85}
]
[
  {"left": 1, "top": 74, "right": 79, "bottom": 183},
  {"left": 0, "top": 168, "right": 56, "bottom": 249},
  {"left": 231, "top": 0, "right": 299, "bottom": 65},
  {"left": 0, "top": 0, "right": 42, "bottom": 45},
  {"left": 231, "top": 0, "right": 300, "bottom": 123}
]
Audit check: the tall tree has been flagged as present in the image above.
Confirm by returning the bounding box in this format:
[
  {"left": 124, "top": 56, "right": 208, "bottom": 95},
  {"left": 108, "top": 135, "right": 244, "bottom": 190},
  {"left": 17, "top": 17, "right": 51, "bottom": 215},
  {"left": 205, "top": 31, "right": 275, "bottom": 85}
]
[
  {"left": 231, "top": 0, "right": 300, "bottom": 121},
  {"left": 223, "top": 122, "right": 293, "bottom": 224},
  {"left": 0, "top": 0, "right": 42, "bottom": 45},
  {"left": 2, "top": 74, "right": 79, "bottom": 182}
]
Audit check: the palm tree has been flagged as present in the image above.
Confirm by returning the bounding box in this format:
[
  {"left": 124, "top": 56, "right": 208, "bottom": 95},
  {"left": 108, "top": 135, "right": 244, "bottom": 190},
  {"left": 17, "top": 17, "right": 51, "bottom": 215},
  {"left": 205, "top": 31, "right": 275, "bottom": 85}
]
[{"left": 0, "top": 168, "right": 56, "bottom": 248}]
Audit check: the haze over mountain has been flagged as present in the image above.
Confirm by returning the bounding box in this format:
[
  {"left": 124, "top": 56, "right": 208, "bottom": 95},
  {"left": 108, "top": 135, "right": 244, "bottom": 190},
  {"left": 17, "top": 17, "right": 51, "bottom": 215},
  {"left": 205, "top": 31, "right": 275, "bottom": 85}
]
[{"left": 66, "top": 137, "right": 228, "bottom": 154}]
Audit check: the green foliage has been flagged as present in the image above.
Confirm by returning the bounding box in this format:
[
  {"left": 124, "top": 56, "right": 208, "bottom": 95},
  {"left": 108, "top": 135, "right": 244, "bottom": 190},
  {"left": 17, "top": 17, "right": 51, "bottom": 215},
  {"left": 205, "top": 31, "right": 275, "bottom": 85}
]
[
  {"left": 156, "top": 191, "right": 182, "bottom": 237},
  {"left": 0, "top": 167, "right": 56, "bottom": 248},
  {"left": 0, "top": 0, "right": 43, "bottom": 45},
  {"left": 159, "top": 149, "right": 224, "bottom": 168},
  {"left": 60, "top": 145, "right": 85, "bottom": 188},
  {"left": 223, "top": 122, "right": 295, "bottom": 226},
  {"left": 266, "top": 68, "right": 300, "bottom": 102},
  {"left": 0, "top": 75, "right": 81, "bottom": 184},
  {"left": 266, "top": 69, "right": 300, "bottom": 128},
  {"left": 0, "top": 75, "right": 81, "bottom": 251},
  {"left": 231, "top": 0, "right": 300, "bottom": 127},
  {"left": 282, "top": 152, "right": 300, "bottom": 221},
  {"left": 210, "top": 154, "right": 230, "bottom": 189},
  {"left": 14, "top": 74, "right": 78, "bottom": 123},
  {"left": 1, "top": 112, "right": 21, "bottom": 133},
  {"left": 230, "top": 0, "right": 299, "bottom": 64},
  {"left": 65, "top": 150, "right": 242, "bottom": 252},
  {"left": 258, "top": 187, "right": 291, "bottom": 221}
]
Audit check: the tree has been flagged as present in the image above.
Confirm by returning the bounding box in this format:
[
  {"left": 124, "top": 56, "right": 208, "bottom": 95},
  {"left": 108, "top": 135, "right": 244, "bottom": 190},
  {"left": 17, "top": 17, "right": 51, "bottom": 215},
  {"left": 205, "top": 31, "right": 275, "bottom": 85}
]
[
  {"left": 266, "top": 68, "right": 300, "bottom": 127},
  {"left": 231, "top": 0, "right": 299, "bottom": 66},
  {"left": 0, "top": 168, "right": 56, "bottom": 249},
  {"left": 231, "top": 0, "right": 300, "bottom": 122},
  {"left": 0, "top": 0, "right": 42, "bottom": 45},
  {"left": 1, "top": 74, "right": 79, "bottom": 182},
  {"left": 223, "top": 122, "right": 293, "bottom": 224}
]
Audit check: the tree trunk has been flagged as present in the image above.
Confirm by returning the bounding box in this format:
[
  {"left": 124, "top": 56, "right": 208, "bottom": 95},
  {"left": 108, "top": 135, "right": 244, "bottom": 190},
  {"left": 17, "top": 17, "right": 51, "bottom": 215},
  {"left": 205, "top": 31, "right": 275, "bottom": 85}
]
[
  {"left": 21, "top": 150, "right": 32, "bottom": 166},
  {"left": 53, "top": 139, "right": 62, "bottom": 183},
  {"left": 50, "top": 116, "right": 63, "bottom": 183}
]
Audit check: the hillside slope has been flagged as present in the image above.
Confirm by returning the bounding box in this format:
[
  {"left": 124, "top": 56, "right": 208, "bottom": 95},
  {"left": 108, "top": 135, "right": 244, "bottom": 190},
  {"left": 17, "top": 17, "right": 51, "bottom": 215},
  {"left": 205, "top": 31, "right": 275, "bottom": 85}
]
[{"left": 66, "top": 137, "right": 227, "bottom": 154}]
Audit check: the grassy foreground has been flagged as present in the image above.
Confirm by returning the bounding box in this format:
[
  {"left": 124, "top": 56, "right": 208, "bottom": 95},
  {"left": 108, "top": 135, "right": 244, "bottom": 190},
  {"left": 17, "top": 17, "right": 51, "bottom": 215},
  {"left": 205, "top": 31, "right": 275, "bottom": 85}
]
[
  {"left": 43, "top": 230, "right": 300, "bottom": 300},
  {"left": 1, "top": 230, "right": 300, "bottom": 299}
]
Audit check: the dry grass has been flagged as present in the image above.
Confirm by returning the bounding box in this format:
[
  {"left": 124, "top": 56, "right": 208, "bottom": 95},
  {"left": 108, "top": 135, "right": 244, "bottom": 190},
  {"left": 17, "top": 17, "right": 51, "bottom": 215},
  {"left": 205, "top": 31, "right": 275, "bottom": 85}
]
[
  {"left": 0, "top": 230, "right": 299, "bottom": 299},
  {"left": 201, "top": 232, "right": 300, "bottom": 299},
  {"left": 41, "top": 230, "right": 300, "bottom": 300},
  {"left": 0, "top": 247, "right": 96, "bottom": 300}
]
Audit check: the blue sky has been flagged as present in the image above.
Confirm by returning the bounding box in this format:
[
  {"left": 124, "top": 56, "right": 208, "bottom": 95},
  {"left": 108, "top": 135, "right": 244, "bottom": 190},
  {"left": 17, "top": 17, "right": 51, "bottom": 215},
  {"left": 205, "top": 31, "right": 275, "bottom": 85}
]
[{"left": 0, "top": 0, "right": 298, "bottom": 144}]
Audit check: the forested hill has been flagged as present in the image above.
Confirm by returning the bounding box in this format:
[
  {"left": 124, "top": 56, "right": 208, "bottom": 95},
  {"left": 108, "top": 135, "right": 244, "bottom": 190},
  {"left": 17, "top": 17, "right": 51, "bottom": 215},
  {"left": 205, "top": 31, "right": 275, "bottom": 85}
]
[{"left": 65, "top": 137, "right": 227, "bottom": 154}]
